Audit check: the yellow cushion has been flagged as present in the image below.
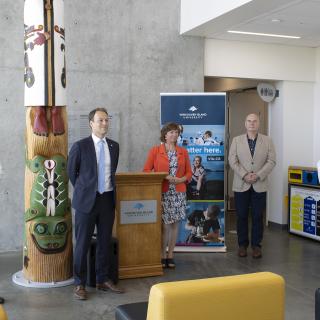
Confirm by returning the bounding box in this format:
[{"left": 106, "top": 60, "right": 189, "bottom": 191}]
[
  {"left": 147, "top": 272, "right": 285, "bottom": 320},
  {"left": 0, "top": 305, "right": 8, "bottom": 320}
]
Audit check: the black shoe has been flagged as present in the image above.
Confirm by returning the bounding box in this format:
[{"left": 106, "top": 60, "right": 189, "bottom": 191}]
[
  {"left": 167, "top": 258, "right": 176, "bottom": 268},
  {"left": 161, "top": 258, "right": 167, "bottom": 268}
]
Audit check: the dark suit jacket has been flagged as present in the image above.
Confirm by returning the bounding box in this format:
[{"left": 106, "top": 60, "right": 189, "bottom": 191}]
[{"left": 67, "top": 136, "right": 119, "bottom": 213}]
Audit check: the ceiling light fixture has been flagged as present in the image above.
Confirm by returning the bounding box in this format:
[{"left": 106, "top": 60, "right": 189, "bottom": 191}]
[{"left": 228, "top": 30, "right": 301, "bottom": 39}]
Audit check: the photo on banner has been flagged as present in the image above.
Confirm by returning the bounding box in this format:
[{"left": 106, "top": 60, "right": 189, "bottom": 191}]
[
  {"left": 160, "top": 93, "right": 226, "bottom": 252},
  {"left": 176, "top": 201, "right": 225, "bottom": 249},
  {"left": 183, "top": 127, "right": 224, "bottom": 201}
]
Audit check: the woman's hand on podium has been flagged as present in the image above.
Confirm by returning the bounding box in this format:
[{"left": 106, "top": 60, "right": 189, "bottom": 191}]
[{"left": 166, "top": 175, "right": 186, "bottom": 185}]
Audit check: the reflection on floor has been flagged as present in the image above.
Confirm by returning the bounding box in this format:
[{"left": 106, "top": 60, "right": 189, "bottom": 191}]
[{"left": 0, "top": 226, "right": 318, "bottom": 320}]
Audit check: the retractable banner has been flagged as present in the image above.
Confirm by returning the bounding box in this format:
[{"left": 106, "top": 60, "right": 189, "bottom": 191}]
[{"left": 160, "top": 93, "right": 226, "bottom": 252}]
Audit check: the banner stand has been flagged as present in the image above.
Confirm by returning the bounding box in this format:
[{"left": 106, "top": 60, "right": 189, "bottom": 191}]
[{"left": 161, "top": 93, "right": 227, "bottom": 253}]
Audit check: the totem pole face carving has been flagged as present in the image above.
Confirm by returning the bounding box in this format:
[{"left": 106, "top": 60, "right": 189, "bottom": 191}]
[
  {"left": 25, "top": 155, "right": 68, "bottom": 221},
  {"left": 24, "top": 0, "right": 66, "bottom": 107},
  {"left": 24, "top": 0, "right": 66, "bottom": 137},
  {"left": 29, "top": 215, "right": 71, "bottom": 254}
]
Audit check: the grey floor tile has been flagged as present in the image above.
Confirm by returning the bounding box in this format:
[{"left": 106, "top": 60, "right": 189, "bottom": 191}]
[{"left": 0, "top": 227, "right": 318, "bottom": 319}]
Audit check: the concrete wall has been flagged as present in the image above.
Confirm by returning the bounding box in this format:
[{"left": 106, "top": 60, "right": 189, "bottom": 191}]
[
  {"left": 0, "top": 2, "right": 25, "bottom": 252},
  {"left": 0, "top": 0, "right": 204, "bottom": 252}
]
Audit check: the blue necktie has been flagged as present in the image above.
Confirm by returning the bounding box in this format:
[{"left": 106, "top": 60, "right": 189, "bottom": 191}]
[{"left": 98, "top": 139, "right": 105, "bottom": 194}]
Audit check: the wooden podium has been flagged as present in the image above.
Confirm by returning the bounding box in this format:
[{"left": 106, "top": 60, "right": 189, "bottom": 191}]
[{"left": 114, "top": 172, "right": 167, "bottom": 279}]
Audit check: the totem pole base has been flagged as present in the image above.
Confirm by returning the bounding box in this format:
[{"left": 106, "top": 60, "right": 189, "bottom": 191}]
[{"left": 12, "top": 271, "right": 74, "bottom": 288}]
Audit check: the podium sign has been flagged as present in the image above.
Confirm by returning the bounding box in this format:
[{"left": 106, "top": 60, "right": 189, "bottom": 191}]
[{"left": 120, "top": 200, "right": 157, "bottom": 224}]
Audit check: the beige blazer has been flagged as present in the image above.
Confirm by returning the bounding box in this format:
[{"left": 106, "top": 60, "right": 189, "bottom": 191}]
[{"left": 228, "top": 134, "right": 276, "bottom": 192}]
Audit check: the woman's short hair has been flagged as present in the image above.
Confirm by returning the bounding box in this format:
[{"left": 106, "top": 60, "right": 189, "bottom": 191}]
[{"left": 160, "top": 122, "right": 180, "bottom": 143}]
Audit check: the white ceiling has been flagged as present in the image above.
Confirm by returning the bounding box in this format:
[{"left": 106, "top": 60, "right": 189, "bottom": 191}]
[{"left": 182, "top": 0, "right": 320, "bottom": 48}]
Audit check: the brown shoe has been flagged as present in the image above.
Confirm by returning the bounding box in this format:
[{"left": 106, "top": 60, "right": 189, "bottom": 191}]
[
  {"left": 252, "top": 247, "right": 262, "bottom": 259},
  {"left": 74, "top": 285, "right": 87, "bottom": 300},
  {"left": 96, "top": 281, "right": 124, "bottom": 294},
  {"left": 238, "top": 246, "right": 247, "bottom": 257}
]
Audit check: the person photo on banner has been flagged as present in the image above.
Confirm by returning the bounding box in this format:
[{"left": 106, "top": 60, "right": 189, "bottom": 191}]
[
  {"left": 187, "top": 155, "right": 206, "bottom": 200},
  {"left": 196, "top": 130, "right": 221, "bottom": 145},
  {"left": 177, "top": 124, "right": 187, "bottom": 146},
  {"left": 185, "top": 205, "right": 221, "bottom": 244},
  {"left": 143, "top": 122, "right": 192, "bottom": 269}
]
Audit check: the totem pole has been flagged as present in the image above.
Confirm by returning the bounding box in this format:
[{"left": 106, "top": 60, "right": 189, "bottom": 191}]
[{"left": 16, "top": 0, "right": 72, "bottom": 285}]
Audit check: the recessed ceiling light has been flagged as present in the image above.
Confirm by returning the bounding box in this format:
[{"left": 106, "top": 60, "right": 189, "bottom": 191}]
[
  {"left": 228, "top": 30, "right": 301, "bottom": 39},
  {"left": 271, "top": 19, "right": 281, "bottom": 23}
]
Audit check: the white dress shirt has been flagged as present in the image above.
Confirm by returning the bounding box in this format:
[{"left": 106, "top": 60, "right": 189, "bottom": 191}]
[{"left": 92, "top": 133, "right": 113, "bottom": 192}]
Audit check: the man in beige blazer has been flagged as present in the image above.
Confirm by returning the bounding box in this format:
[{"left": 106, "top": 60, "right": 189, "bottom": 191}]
[{"left": 228, "top": 113, "right": 276, "bottom": 258}]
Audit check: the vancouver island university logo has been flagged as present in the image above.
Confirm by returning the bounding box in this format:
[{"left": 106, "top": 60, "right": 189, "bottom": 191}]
[
  {"left": 121, "top": 200, "right": 157, "bottom": 224},
  {"left": 133, "top": 203, "right": 144, "bottom": 210},
  {"left": 179, "top": 105, "right": 208, "bottom": 120}
]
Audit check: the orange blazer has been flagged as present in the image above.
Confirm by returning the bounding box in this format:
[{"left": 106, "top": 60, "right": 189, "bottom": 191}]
[{"left": 143, "top": 144, "right": 192, "bottom": 193}]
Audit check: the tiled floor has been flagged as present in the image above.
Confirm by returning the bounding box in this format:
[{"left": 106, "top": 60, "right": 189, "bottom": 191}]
[{"left": 0, "top": 226, "right": 318, "bottom": 319}]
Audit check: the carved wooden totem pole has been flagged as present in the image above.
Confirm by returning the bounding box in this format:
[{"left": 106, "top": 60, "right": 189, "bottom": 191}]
[{"left": 22, "top": 0, "right": 72, "bottom": 284}]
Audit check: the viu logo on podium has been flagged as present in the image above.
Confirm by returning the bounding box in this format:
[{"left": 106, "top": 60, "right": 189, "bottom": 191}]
[
  {"left": 120, "top": 200, "right": 157, "bottom": 224},
  {"left": 133, "top": 203, "right": 144, "bottom": 210}
]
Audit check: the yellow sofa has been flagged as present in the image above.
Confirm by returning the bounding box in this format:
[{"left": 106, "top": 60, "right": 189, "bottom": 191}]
[
  {"left": 146, "top": 272, "right": 285, "bottom": 320},
  {"left": 0, "top": 305, "right": 8, "bottom": 320}
]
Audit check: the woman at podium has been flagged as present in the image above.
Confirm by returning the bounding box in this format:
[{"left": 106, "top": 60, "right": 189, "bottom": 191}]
[{"left": 143, "top": 122, "right": 192, "bottom": 268}]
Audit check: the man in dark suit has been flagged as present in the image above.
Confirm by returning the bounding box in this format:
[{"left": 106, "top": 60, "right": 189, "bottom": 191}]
[{"left": 68, "top": 107, "right": 123, "bottom": 300}]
